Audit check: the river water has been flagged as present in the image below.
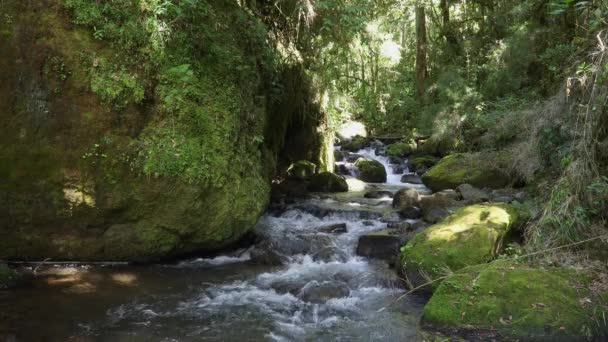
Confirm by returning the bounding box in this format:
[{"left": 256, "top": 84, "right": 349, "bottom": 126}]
[{"left": 1, "top": 143, "right": 432, "bottom": 341}]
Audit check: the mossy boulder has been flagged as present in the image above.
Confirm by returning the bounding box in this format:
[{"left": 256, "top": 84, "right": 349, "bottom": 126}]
[
  {"left": 399, "top": 203, "right": 524, "bottom": 291},
  {"left": 0, "top": 0, "right": 316, "bottom": 261},
  {"left": 0, "top": 264, "right": 19, "bottom": 289},
  {"left": 341, "top": 135, "right": 371, "bottom": 152},
  {"left": 422, "top": 262, "right": 608, "bottom": 340},
  {"left": 408, "top": 155, "right": 439, "bottom": 172},
  {"left": 421, "top": 153, "right": 511, "bottom": 192},
  {"left": 385, "top": 142, "right": 416, "bottom": 157},
  {"left": 308, "top": 172, "right": 349, "bottom": 192},
  {"left": 355, "top": 158, "right": 387, "bottom": 183},
  {"left": 287, "top": 160, "right": 317, "bottom": 180}
]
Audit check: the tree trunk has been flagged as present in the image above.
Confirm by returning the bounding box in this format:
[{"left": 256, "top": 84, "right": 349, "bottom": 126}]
[
  {"left": 415, "top": 6, "right": 428, "bottom": 97},
  {"left": 440, "top": 0, "right": 460, "bottom": 55}
]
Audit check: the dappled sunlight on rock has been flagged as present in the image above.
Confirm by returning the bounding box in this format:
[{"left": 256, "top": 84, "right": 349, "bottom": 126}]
[
  {"left": 400, "top": 204, "right": 524, "bottom": 291},
  {"left": 425, "top": 206, "right": 512, "bottom": 244}
]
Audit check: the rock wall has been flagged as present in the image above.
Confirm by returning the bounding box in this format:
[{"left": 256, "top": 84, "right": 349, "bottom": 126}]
[{"left": 0, "top": 0, "right": 321, "bottom": 261}]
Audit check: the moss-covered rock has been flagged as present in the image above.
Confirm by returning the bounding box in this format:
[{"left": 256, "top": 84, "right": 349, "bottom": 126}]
[
  {"left": 400, "top": 204, "right": 523, "bottom": 291},
  {"left": 287, "top": 160, "right": 317, "bottom": 180},
  {"left": 422, "top": 262, "right": 608, "bottom": 340},
  {"left": 341, "top": 135, "right": 371, "bottom": 152},
  {"left": 385, "top": 142, "right": 416, "bottom": 157},
  {"left": 308, "top": 172, "right": 349, "bottom": 192},
  {"left": 408, "top": 155, "right": 439, "bottom": 171},
  {"left": 355, "top": 158, "right": 387, "bottom": 183},
  {"left": 0, "top": 0, "right": 318, "bottom": 261},
  {"left": 0, "top": 264, "right": 19, "bottom": 289},
  {"left": 421, "top": 153, "right": 511, "bottom": 192}
]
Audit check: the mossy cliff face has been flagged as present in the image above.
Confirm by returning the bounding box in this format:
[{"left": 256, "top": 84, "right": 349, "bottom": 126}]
[
  {"left": 421, "top": 153, "right": 511, "bottom": 192},
  {"left": 422, "top": 262, "right": 608, "bottom": 340},
  {"left": 400, "top": 204, "right": 523, "bottom": 291},
  {"left": 0, "top": 1, "right": 309, "bottom": 261}
]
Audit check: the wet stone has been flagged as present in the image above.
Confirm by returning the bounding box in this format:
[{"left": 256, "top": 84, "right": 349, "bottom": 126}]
[
  {"left": 401, "top": 174, "right": 423, "bottom": 184},
  {"left": 392, "top": 165, "right": 406, "bottom": 174},
  {"left": 299, "top": 281, "right": 351, "bottom": 304},
  {"left": 399, "top": 206, "right": 422, "bottom": 220},
  {"left": 316, "top": 223, "right": 348, "bottom": 234},
  {"left": 356, "top": 228, "right": 411, "bottom": 261}
]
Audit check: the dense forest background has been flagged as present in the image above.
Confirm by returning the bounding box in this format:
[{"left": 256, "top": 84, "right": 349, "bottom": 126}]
[{"left": 253, "top": 0, "right": 608, "bottom": 255}]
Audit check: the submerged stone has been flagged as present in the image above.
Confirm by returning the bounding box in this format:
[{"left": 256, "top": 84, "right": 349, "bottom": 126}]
[{"left": 316, "top": 223, "right": 348, "bottom": 234}]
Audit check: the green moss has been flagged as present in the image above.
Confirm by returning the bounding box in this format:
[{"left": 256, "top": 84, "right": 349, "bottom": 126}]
[
  {"left": 400, "top": 204, "right": 523, "bottom": 290},
  {"left": 421, "top": 153, "right": 511, "bottom": 192},
  {"left": 385, "top": 142, "right": 416, "bottom": 157},
  {"left": 355, "top": 158, "right": 387, "bottom": 183},
  {"left": 288, "top": 160, "right": 317, "bottom": 180},
  {"left": 309, "top": 172, "right": 349, "bottom": 192},
  {"left": 422, "top": 262, "right": 608, "bottom": 340},
  {"left": 408, "top": 155, "right": 439, "bottom": 170},
  {"left": 341, "top": 135, "right": 370, "bottom": 152}
]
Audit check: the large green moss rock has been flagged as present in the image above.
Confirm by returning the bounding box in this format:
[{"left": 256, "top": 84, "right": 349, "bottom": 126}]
[
  {"left": 421, "top": 153, "right": 511, "bottom": 192},
  {"left": 385, "top": 142, "right": 416, "bottom": 157},
  {"left": 400, "top": 204, "right": 523, "bottom": 291},
  {"left": 287, "top": 160, "right": 317, "bottom": 180},
  {"left": 308, "top": 172, "right": 349, "bottom": 192},
  {"left": 341, "top": 135, "right": 370, "bottom": 152},
  {"left": 422, "top": 262, "right": 608, "bottom": 340},
  {"left": 0, "top": 264, "right": 19, "bottom": 289},
  {"left": 0, "top": 0, "right": 315, "bottom": 261},
  {"left": 355, "top": 158, "right": 387, "bottom": 183}
]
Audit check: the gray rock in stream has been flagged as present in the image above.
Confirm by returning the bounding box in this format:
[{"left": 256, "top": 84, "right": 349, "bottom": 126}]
[
  {"left": 400, "top": 174, "right": 423, "bottom": 184},
  {"left": 316, "top": 223, "right": 348, "bottom": 234},
  {"left": 299, "top": 280, "right": 350, "bottom": 304},
  {"left": 356, "top": 228, "right": 411, "bottom": 261}
]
